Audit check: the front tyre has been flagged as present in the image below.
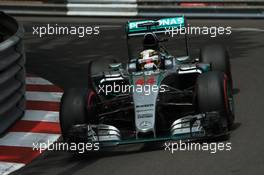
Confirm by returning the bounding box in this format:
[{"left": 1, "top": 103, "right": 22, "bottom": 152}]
[
  {"left": 200, "top": 45, "right": 233, "bottom": 87},
  {"left": 196, "top": 71, "right": 234, "bottom": 129},
  {"left": 60, "top": 88, "right": 97, "bottom": 143},
  {"left": 88, "top": 59, "right": 117, "bottom": 89}
]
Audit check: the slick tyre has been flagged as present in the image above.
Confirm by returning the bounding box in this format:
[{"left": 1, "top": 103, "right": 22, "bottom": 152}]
[
  {"left": 196, "top": 71, "right": 234, "bottom": 129},
  {"left": 88, "top": 59, "right": 116, "bottom": 88},
  {"left": 200, "top": 45, "right": 233, "bottom": 87},
  {"left": 60, "top": 88, "right": 97, "bottom": 143}
]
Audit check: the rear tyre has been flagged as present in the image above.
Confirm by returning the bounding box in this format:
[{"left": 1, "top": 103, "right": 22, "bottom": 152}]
[
  {"left": 196, "top": 71, "right": 234, "bottom": 129},
  {"left": 60, "top": 88, "right": 97, "bottom": 143}
]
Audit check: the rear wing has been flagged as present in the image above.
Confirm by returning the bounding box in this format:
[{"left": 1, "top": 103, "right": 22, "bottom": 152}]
[{"left": 126, "top": 16, "right": 185, "bottom": 37}]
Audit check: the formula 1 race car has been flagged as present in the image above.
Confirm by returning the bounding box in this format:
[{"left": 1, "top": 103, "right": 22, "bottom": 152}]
[{"left": 59, "top": 17, "right": 234, "bottom": 147}]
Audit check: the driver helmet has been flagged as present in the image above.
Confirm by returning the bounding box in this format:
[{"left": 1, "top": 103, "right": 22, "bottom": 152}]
[{"left": 138, "top": 49, "right": 161, "bottom": 70}]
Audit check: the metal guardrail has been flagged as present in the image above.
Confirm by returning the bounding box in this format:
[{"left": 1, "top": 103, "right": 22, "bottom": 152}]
[
  {"left": 0, "top": 0, "right": 264, "bottom": 18},
  {"left": 138, "top": 0, "right": 264, "bottom": 2},
  {"left": 0, "top": 12, "right": 26, "bottom": 135},
  {"left": 137, "top": 1, "right": 264, "bottom": 18},
  {"left": 0, "top": 0, "right": 264, "bottom": 17}
]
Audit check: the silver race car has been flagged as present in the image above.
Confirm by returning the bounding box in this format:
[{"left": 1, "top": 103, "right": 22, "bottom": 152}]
[{"left": 59, "top": 17, "right": 234, "bottom": 147}]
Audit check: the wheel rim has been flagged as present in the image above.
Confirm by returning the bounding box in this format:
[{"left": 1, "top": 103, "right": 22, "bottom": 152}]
[
  {"left": 224, "top": 75, "right": 235, "bottom": 124},
  {"left": 227, "top": 83, "right": 235, "bottom": 116},
  {"left": 86, "top": 90, "right": 99, "bottom": 123},
  {"left": 87, "top": 90, "right": 96, "bottom": 110}
]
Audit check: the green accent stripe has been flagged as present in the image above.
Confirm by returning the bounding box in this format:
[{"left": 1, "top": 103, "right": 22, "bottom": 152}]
[{"left": 127, "top": 17, "right": 185, "bottom": 34}]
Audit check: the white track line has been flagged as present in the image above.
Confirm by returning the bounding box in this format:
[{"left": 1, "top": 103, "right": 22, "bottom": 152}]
[
  {"left": 26, "top": 77, "right": 53, "bottom": 85},
  {"left": 21, "top": 110, "right": 59, "bottom": 123},
  {"left": 0, "top": 162, "right": 25, "bottom": 175},
  {"left": 232, "top": 27, "right": 264, "bottom": 32},
  {"left": 26, "top": 91, "right": 62, "bottom": 102},
  {"left": 67, "top": 11, "right": 138, "bottom": 16},
  {"left": 0, "top": 132, "right": 60, "bottom": 148},
  {"left": 67, "top": 4, "right": 137, "bottom": 8}
]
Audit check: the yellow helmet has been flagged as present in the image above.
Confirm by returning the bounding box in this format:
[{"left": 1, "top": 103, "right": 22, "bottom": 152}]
[{"left": 138, "top": 49, "right": 161, "bottom": 70}]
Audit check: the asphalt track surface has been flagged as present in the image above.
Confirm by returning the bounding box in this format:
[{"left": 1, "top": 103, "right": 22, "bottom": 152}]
[{"left": 10, "top": 17, "right": 264, "bottom": 175}]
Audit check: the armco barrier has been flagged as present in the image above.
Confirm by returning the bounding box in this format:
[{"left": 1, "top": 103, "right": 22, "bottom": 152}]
[
  {"left": 1, "top": 0, "right": 264, "bottom": 18},
  {"left": 137, "top": 1, "right": 264, "bottom": 18},
  {"left": 0, "top": 12, "right": 26, "bottom": 135}
]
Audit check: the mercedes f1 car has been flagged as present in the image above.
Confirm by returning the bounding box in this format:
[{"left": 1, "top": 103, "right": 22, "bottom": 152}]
[{"left": 59, "top": 17, "right": 235, "bottom": 147}]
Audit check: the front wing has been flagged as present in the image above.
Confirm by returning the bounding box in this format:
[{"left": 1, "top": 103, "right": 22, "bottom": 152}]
[{"left": 67, "top": 111, "right": 228, "bottom": 147}]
